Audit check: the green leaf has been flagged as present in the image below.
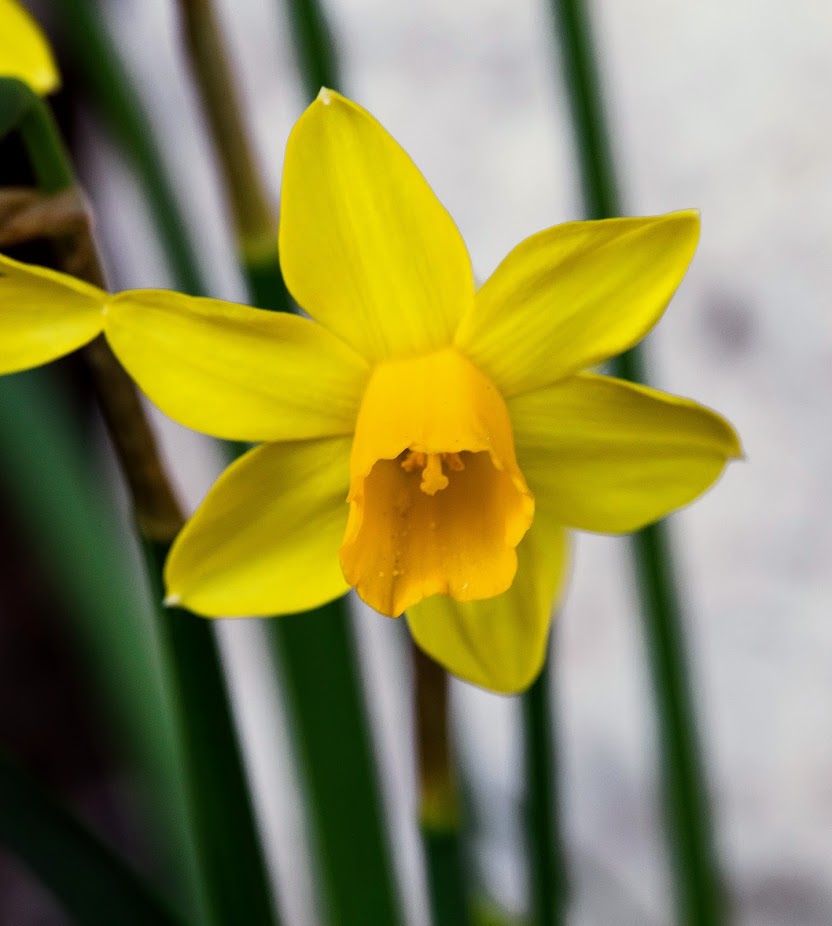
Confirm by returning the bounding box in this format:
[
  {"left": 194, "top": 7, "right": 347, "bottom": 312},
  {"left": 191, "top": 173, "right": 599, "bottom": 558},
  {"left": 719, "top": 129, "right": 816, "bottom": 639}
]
[
  {"left": 147, "top": 543, "right": 278, "bottom": 926},
  {"left": 0, "top": 368, "right": 198, "bottom": 917}
]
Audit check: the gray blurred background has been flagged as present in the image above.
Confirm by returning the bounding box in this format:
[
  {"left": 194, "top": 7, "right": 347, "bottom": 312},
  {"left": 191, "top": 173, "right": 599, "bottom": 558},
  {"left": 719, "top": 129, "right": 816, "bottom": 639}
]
[{"left": 11, "top": 1, "right": 832, "bottom": 924}]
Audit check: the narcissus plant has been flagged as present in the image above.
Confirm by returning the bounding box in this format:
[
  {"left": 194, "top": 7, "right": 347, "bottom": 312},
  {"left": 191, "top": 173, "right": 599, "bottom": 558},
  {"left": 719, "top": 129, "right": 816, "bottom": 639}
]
[{"left": 0, "top": 90, "right": 740, "bottom": 693}]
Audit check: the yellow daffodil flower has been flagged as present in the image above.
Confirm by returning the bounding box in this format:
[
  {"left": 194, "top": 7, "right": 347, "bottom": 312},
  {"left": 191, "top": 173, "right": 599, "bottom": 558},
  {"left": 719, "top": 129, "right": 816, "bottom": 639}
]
[
  {"left": 0, "top": 0, "right": 60, "bottom": 95},
  {"left": 0, "top": 90, "right": 741, "bottom": 693}
]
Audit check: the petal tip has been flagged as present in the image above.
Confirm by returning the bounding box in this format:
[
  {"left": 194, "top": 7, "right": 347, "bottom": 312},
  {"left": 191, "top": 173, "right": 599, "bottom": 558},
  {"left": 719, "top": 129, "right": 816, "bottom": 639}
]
[
  {"left": 672, "top": 207, "right": 701, "bottom": 234},
  {"left": 316, "top": 86, "right": 348, "bottom": 110},
  {"left": 715, "top": 413, "right": 743, "bottom": 460},
  {"left": 163, "top": 592, "right": 182, "bottom": 608}
]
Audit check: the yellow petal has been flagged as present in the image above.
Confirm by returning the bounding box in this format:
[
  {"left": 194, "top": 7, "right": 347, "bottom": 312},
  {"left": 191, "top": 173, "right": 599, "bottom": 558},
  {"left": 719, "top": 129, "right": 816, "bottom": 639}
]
[
  {"left": 104, "top": 289, "right": 369, "bottom": 442},
  {"left": 340, "top": 348, "right": 534, "bottom": 616},
  {"left": 509, "top": 373, "right": 742, "bottom": 533},
  {"left": 456, "top": 211, "right": 700, "bottom": 396},
  {"left": 0, "top": 252, "right": 106, "bottom": 373},
  {"left": 279, "top": 89, "right": 474, "bottom": 363},
  {"left": 0, "top": 0, "right": 60, "bottom": 95},
  {"left": 407, "top": 512, "right": 568, "bottom": 694},
  {"left": 165, "top": 437, "right": 352, "bottom": 617}
]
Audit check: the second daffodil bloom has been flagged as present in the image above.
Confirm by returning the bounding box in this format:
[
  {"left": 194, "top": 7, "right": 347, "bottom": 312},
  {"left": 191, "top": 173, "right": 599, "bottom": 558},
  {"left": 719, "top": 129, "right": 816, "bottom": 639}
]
[
  {"left": 6, "top": 90, "right": 738, "bottom": 693},
  {"left": 0, "top": 0, "right": 61, "bottom": 95},
  {"left": 98, "top": 91, "right": 741, "bottom": 692}
]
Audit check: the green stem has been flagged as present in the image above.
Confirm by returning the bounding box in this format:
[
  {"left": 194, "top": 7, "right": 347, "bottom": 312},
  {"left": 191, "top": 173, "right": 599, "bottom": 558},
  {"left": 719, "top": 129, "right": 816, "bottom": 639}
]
[
  {"left": 7, "top": 89, "right": 276, "bottom": 926},
  {"left": 174, "top": 0, "right": 293, "bottom": 316},
  {"left": 413, "top": 645, "right": 471, "bottom": 926},
  {"left": 547, "top": 1, "right": 726, "bottom": 922},
  {"left": 14, "top": 91, "right": 74, "bottom": 193},
  {"left": 0, "top": 76, "right": 33, "bottom": 138},
  {"left": 0, "top": 753, "right": 186, "bottom": 926},
  {"left": 269, "top": 604, "right": 401, "bottom": 926},
  {"left": 282, "top": 0, "right": 342, "bottom": 99},
  {"left": 176, "top": 0, "right": 280, "bottom": 265},
  {"left": 626, "top": 521, "right": 724, "bottom": 924},
  {"left": 546, "top": 0, "right": 618, "bottom": 221},
  {"left": 147, "top": 543, "right": 278, "bottom": 926},
  {"left": 521, "top": 663, "right": 567, "bottom": 925},
  {"left": 50, "top": 0, "right": 207, "bottom": 295},
  {"left": 424, "top": 830, "right": 470, "bottom": 926}
]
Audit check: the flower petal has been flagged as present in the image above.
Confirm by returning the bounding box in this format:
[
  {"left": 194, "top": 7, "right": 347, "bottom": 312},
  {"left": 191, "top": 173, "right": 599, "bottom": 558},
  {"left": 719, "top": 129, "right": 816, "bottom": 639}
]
[
  {"left": 279, "top": 89, "right": 474, "bottom": 362},
  {"left": 0, "top": 0, "right": 60, "bottom": 95},
  {"left": 509, "top": 373, "right": 742, "bottom": 533},
  {"left": 0, "top": 252, "right": 105, "bottom": 373},
  {"left": 456, "top": 211, "right": 700, "bottom": 396},
  {"left": 406, "top": 512, "right": 568, "bottom": 694},
  {"left": 104, "top": 289, "right": 369, "bottom": 442},
  {"left": 165, "top": 437, "right": 352, "bottom": 617}
]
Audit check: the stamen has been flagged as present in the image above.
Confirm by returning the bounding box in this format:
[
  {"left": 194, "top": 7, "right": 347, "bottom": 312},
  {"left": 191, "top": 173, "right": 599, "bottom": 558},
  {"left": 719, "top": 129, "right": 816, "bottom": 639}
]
[
  {"left": 420, "top": 454, "right": 448, "bottom": 496},
  {"left": 400, "top": 450, "right": 426, "bottom": 473},
  {"left": 399, "top": 449, "right": 457, "bottom": 496}
]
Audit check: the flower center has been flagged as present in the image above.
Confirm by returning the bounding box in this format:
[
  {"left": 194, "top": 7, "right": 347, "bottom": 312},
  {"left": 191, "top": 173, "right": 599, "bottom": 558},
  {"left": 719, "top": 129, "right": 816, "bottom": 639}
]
[{"left": 339, "top": 348, "right": 534, "bottom": 617}]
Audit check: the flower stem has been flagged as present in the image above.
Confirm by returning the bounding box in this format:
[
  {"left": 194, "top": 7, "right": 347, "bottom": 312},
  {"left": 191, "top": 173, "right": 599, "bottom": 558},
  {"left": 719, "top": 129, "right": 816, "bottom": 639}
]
[
  {"left": 546, "top": 0, "right": 618, "bottom": 222},
  {"left": 14, "top": 92, "right": 74, "bottom": 195},
  {"left": 7, "top": 86, "right": 277, "bottom": 926},
  {"left": 282, "top": 0, "right": 342, "bottom": 101},
  {"left": 49, "top": 0, "right": 207, "bottom": 295},
  {"left": 547, "top": 1, "right": 726, "bottom": 922},
  {"left": 271, "top": 604, "right": 402, "bottom": 926},
  {"left": 0, "top": 752, "right": 186, "bottom": 926},
  {"left": 521, "top": 661, "right": 568, "bottom": 925},
  {"left": 176, "top": 0, "right": 280, "bottom": 268},
  {"left": 413, "top": 644, "right": 472, "bottom": 926},
  {"left": 174, "top": 0, "right": 293, "bottom": 317}
]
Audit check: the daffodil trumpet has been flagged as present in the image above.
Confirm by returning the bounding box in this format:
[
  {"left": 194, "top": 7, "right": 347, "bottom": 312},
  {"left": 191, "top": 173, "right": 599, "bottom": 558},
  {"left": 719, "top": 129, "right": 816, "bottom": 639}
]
[{"left": 0, "top": 90, "right": 740, "bottom": 693}]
